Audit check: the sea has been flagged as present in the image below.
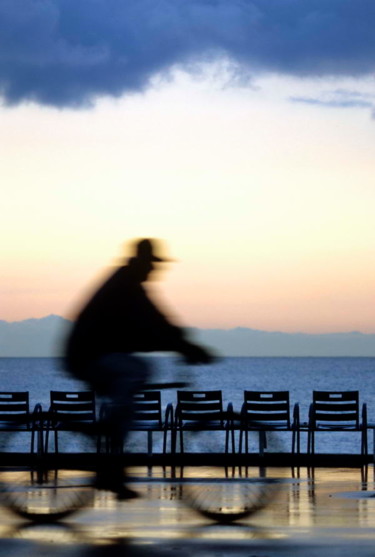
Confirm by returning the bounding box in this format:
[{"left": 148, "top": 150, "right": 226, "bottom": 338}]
[{"left": 0, "top": 356, "right": 374, "bottom": 455}]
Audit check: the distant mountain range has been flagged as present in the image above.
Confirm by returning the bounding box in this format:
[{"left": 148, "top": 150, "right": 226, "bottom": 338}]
[
  {"left": 0, "top": 315, "right": 72, "bottom": 358},
  {"left": 0, "top": 315, "right": 374, "bottom": 357}
]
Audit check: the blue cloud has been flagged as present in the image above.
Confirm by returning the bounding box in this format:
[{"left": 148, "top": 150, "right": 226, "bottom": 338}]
[
  {"left": 1, "top": 0, "right": 374, "bottom": 107},
  {"left": 290, "top": 89, "right": 375, "bottom": 111},
  {"left": 290, "top": 97, "right": 374, "bottom": 110}
]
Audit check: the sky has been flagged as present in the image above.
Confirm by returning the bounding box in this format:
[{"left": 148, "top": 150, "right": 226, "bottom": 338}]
[{"left": 1, "top": 0, "right": 375, "bottom": 334}]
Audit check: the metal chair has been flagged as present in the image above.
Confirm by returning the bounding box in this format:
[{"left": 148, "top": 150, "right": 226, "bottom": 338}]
[
  {"left": 238, "top": 391, "right": 300, "bottom": 456},
  {"left": 0, "top": 391, "right": 42, "bottom": 455},
  {"left": 130, "top": 390, "right": 174, "bottom": 454},
  {"left": 45, "top": 391, "right": 96, "bottom": 453},
  {"left": 174, "top": 390, "right": 235, "bottom": 454},
  {"left": 99, "top": 391, "right": 174, "bottom": 455},
  {"left": 307, "top": 390, "right": 368, "bottom": 457}
]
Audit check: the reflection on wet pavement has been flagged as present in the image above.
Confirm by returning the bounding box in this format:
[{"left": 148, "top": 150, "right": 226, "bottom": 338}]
[{"left": 1, "top": 466, "right": 375, "bottom": 555}]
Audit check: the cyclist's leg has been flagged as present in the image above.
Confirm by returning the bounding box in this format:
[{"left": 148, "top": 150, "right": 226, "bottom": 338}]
[{"left": 90, "top": 353, "right": 151, "bottom": 498}]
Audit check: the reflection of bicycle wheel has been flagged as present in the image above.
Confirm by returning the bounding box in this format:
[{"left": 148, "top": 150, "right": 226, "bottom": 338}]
[
  {"left": 181, "top": 425, "right": 283, "bottom": 523},
  {"left": 182, "top": 476, "right": 277, "bottom": 523},
  {"left": 0, "top": 428, "right": 96, "bottom": 522}
]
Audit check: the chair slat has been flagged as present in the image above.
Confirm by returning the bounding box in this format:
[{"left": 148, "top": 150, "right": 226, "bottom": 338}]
[
  {"left": 245, "top": 402, "right": 289, "bottom": 412},
  {"left": 177, "top": 391, "right": 222, "bottom": 402},
  {"left": 50, "top": 391, "right": 94, "bottom": 402},
  {"left": 0, "top": 392, "right": 30, "bottom": 425},
  {"left": 52, "top": 402, "right": 95, "bottom": 412},
  {"left": 0, "top": 403, "right": 29, "bottom": 412},
  {"left": 314, "top": 412, "right": 359, "bottom": 422},
  {"left": 243, "top": 412, "right": 290, "bottom": 423},
  {"left": 179, "top": 411, "right": 224, "bottom": 422},
  {"left": 244, "top": 391, "right": 289, "bottom": 402},
  {"left": 53, "top": 412, "right": 94, "bottom": 421},
  {"left": 0, "top": 392, "right": 29, "bottom": 402},
  {"left": 133, "top": 412, "right": 162, "bottom": 423},
  {"left": 133, "top": 402, "right": 161, "bottom": 412},
  {"left": 0, "top": 413, "right": 29, "bottom": 421},
  {"left": 178, "top": 401, "right": 223, "bottom": 412},
  {"left": 134, "top": 392, "right": 161, "bottom": 402},
  {"left": 314, "top": 402, "right": 358, "bottom": 412},
  {"left": 313, "top": 391, "right": 359, "bottom": 402}
]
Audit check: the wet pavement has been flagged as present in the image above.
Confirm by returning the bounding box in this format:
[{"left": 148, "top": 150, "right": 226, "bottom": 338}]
[{"left": 1, "top": 466, "right": 375, "bottom": 556}]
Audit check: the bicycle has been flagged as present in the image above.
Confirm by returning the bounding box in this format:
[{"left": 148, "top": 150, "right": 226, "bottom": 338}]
[{"left": 0, "top": 382, "right": 281, "bottom": 524}]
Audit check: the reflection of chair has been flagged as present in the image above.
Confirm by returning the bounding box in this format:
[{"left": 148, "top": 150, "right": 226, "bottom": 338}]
[
  {"left": 0, "top": 391, "right": 40, "bottom": 454},
  {"left": 307, "top": 391, "right": 368, "bottom": 457},
  {"left": 45, "top": 391, "right": 96, "bottom": 453},
  {"left": 238, "top": 391, "right": 300, "bottom": 455},
  {"left": 174, "top": 390, "right": 234, "bottom": 454},
  {"left": 99, "top": 391, "right": 174, "bottom": 455}
]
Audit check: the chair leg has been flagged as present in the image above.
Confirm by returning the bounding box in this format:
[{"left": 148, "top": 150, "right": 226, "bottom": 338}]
[
  {"left": 147, "top": 431, "right": 153, "bottom": 456},
  {"left": 292, "top": 429, "right": 301, "bottom": 455},
  {"left": 308, "top": 430, "right": 315, "bottom": 456},
  {"left": 163, "top": 428, "right": 167, "bottom": 454},
  {"left": 30, "top": 429, "right": 35, "bottom": 455},
  {"left": 169, "top": 426, "right": 177, "bottom": 454},
  {"left": 362, "top": 429, "right": 368, "bottom": 456},
  {"left": 259, "top": 431, "right": 266, "bottom": 456},
  {"left": 163, "top": 427, "right": 174, "bottom": 454},
  {"left": 239, "top": 429, "right": 243, "bottom": 453},
  {"left": 45, "top": 429, "right": 50, "bottom": 453},
  {"left": 224, "top": 427, "right": 235, "bottom": 454}
]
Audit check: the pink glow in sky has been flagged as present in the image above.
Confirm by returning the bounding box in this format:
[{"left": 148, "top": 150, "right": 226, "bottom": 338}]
[{"left": 1, "top": 2, "right": 375, "bottom": 333}]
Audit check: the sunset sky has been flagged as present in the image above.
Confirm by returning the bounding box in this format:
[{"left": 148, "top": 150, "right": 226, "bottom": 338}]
[{"left": 1, "top": 1, "right": 375, "bottom": 334}]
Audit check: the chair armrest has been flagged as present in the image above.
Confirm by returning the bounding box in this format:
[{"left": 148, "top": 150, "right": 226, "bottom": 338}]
[
  {"left": 240, "top": 401, "right": 247, "bottom": 425},
  {"left": 164, "top": 402, "right": 174, "bottom": 430},
  {"left": 292, "top": 403, "right": 300, "bottom": 429},
  {"left": 44, "top": 404, "right": 57, "bottom": 430},
  {"left": 362, "top": 403, "right": 368, "bottom": 428},
  {"left": 99, "top": 402, "right": 108, "bottom": 421},
  {"left": 308, "top": 403, "right": 315, "bottom": 428},
  {"left": 174, "top": 403, "right": 181, "bottom": 428},
  {"left": 31, "top": 403, "right": 44, "bottom": 430},
  {"left": 225, "top": 402, "right": 235, "bottom": 428}
]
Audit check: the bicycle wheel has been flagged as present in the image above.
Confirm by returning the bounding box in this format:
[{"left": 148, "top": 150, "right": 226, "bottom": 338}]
[{"left": 0, "top": 428, "right": 96, "bottom": 522}]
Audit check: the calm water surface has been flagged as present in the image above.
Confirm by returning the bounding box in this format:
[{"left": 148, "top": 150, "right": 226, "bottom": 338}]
[{"left": 0, "top": 356, "right": 374, "bottom": 453}]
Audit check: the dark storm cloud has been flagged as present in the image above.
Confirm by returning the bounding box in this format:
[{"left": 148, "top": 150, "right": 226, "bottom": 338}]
[{"left": 1, "top": 0, "right": 374, "bottom": 107}]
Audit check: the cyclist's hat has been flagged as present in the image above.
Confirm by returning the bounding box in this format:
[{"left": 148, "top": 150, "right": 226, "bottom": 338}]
[{"left": 136, "top": 238, "right": 170, "bottom": 262}]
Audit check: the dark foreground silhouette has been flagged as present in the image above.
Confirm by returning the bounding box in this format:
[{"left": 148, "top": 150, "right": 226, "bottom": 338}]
[{"left": 65, "top": 238, "right": 215, "bottom": 497}]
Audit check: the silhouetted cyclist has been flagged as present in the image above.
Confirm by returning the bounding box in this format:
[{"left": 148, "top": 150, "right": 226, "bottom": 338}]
[{"left": 65, "top": 238, "right": 215, "bottom": 499}]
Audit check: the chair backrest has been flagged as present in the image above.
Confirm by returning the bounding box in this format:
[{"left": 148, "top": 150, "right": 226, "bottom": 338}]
[
  {"left": 242, "top": 391, "right": 290, "bottom": 426},
  {"left": 132, "top": 391, "right": 163, "bottom": 426},
  {"left": 311, "top": 391, "right": 360, "bottom": 426},
  {"left": 0, "top": 392, "right": 30, "bottom": 423},
  {"left": 50, "top": 391, "right": 96, "bottom": 422},
  {"left": 176, "top": 390, "right": 224, "bottom": 424}
]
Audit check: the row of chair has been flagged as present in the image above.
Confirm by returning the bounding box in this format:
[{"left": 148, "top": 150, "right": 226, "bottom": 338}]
[{"left": 0, "top": 390, "right": 369, "bottom": 457}]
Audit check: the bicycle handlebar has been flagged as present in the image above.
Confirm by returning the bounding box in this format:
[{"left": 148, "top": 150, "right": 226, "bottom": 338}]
[{"left": 141, "top": 381, "right": 189, "bottom": 390}]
